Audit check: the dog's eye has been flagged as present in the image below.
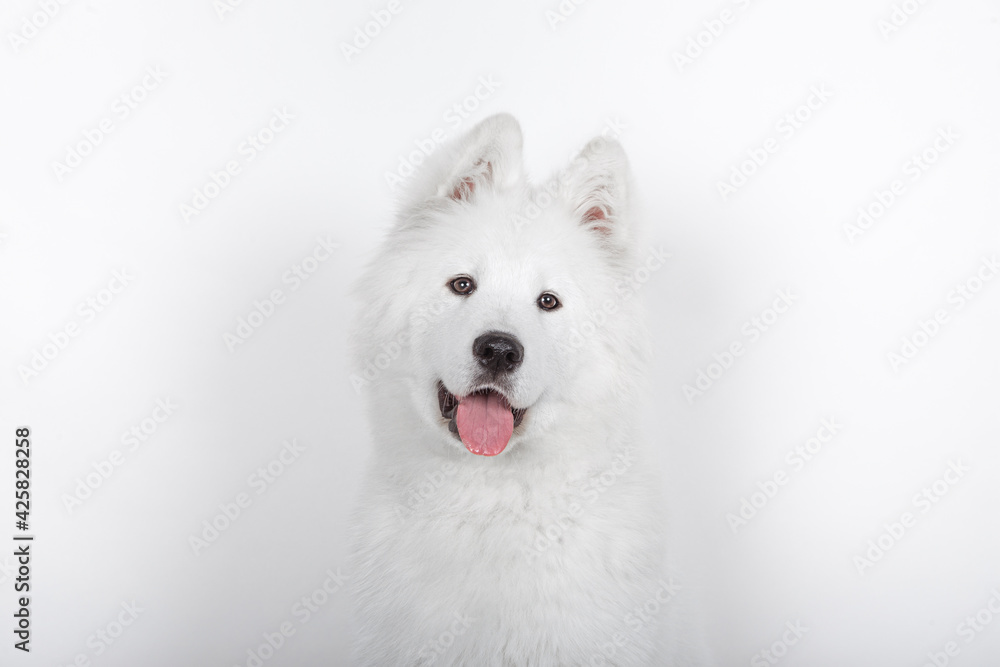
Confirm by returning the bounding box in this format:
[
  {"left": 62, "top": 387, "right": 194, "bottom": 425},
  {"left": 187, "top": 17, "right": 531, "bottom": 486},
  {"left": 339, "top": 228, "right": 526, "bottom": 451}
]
[
  {"left": 448, "top": 276, "right": 476, "bottom": 296},
  {"left": 537, "top": 292, "right": 561, "bottom": 311}
]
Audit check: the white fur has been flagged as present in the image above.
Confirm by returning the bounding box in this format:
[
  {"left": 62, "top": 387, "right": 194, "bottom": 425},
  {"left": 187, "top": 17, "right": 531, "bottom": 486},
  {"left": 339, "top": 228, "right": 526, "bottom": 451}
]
[{"left": 349, "top": 114, "right": 695, "bottom": 666}]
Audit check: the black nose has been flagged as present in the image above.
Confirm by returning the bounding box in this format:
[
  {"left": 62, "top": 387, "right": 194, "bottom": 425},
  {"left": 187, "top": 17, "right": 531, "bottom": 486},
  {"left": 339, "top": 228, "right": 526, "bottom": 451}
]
[{"left": 473, "top": 331, "right": 524, "bottom": 375}]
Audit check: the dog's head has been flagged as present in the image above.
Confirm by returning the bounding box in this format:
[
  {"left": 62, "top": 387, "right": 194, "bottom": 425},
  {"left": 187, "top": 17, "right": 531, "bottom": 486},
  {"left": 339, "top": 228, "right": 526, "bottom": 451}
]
[{"left": 354, "top": 114, "right": 646, "bottom": 458}]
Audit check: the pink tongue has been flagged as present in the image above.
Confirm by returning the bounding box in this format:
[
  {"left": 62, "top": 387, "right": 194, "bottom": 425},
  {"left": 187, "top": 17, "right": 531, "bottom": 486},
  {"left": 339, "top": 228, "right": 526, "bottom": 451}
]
[{"left": 455, "top": 392, "right": 514, "bottom": 456}]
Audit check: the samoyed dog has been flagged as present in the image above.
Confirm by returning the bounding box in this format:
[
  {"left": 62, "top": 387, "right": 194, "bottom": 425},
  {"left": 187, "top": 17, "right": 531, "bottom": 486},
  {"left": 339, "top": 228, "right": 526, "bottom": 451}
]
[{"left": 349, "top": 114, "right": 694, "bottom": 665}]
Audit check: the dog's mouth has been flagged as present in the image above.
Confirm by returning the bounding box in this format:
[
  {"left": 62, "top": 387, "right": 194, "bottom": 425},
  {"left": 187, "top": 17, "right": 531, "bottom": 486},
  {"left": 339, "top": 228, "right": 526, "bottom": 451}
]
[{"left": 438, "top": 381, "right": 526, "bottom": 456}]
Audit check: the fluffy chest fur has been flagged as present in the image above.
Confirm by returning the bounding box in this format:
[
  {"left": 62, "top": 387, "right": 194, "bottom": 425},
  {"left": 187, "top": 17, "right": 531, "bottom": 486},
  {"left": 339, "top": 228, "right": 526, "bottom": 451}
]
[{"left": 350, "top": 430, "right": 667, "bottom": 666}]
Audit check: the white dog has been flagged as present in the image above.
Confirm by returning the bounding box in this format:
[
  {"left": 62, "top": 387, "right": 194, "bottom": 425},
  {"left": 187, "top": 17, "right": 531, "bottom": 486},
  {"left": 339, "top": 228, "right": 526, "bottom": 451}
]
[{"left": 349, "top": 114, "right": 694, "bottom": 665}]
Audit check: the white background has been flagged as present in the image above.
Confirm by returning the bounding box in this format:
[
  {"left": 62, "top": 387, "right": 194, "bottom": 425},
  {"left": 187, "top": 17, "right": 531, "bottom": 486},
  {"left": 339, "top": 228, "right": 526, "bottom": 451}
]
[{"left": 1, "top": 0, "right": 999, "bottom": 665}]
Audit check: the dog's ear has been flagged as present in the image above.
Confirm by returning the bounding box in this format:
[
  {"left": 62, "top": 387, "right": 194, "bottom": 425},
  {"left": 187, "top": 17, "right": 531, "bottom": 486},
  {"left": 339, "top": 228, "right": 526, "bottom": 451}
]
[
  {"left": 396, "top": 114, "right": 523, "bottom": 220},
  {"left": 560, "top": 137, "right": 630, "bottom": 245},
  {"left": 434, "top": 113, "right": 523, "bottom": 202}
]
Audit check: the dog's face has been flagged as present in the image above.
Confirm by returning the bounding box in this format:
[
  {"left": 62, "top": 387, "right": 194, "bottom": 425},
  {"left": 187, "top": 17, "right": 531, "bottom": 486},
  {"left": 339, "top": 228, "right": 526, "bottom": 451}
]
[{"left": 355, "top": 114, "right": 640, "bottom": 458}]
